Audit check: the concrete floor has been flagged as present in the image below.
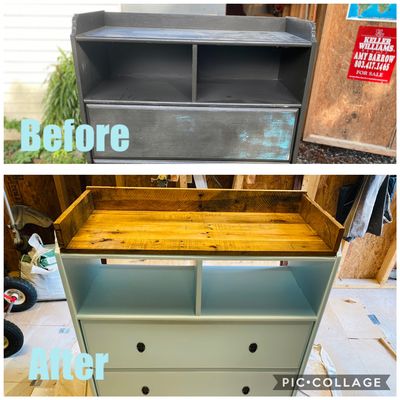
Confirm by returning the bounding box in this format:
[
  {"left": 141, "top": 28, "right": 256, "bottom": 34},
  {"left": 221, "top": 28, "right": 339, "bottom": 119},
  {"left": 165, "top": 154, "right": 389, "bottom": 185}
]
[
  {"left": 4, "top": 285, "right": 396, "bottom": 397},
  {"left": 300, "top": 286, "right": 396, "bottom": 396}
]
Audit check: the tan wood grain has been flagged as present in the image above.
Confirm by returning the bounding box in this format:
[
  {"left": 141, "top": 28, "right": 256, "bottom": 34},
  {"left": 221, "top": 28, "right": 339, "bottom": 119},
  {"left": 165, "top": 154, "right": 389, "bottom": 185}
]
[
  {"left": 339, "top": 193, "right": 396, "bottom": 279},
  {"left": 53, "top": 176, "right": 83, "bottom": 212},
  {"left": 301, "top": 176, "right": 321, "bottom": 200},
  {"left": 179, "top": 175, "right": 188, "bottom": 188},
  {"left": 232, "top": 175, "right": 244, "bottom": 189},
  {"left": 55, "top": 188, "right": 343, "bottom": 256},
  {"left": 53, "top": 190, "right": 94, "bottom": 248},
  {"left": 375, "top": 239, "right": 396, "bottom": 284},
  {"left": 88, "top": 186, "right": 305, "bottom": 213},
  {"left": 243, "top": 175, "right": 295, "bottom": 190},
  {"left": 303, "top": 4, "right": 396, "bottom": 156},
  {"left": 63, "top": 210, "right": 332, "bottom": 256},
  {"left": 115, "top": 176, "right": 126, "bottom": 187},
  {"left": 66, "top": 209, "right": 333, "bottom": 255},
  {"left": 299, "top": 195, "right": 344, "bottom": 253},
  {"left": 314, "top": 175, "right": 361, "bottom": 216}
]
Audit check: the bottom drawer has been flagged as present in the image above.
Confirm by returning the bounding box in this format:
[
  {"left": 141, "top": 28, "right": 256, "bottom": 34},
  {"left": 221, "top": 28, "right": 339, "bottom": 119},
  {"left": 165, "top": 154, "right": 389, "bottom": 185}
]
[{"left": 95, "top": 370, "right": 295, "bottom": 396}]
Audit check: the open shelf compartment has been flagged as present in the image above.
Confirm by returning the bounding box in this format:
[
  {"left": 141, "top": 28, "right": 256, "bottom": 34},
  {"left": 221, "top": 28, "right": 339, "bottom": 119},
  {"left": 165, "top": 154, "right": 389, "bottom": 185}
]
[
  {"left": 78, "top": 41, "right": 193, "bottom": 103},
  {"left": 196, "top": 45, "right": 310, "bottom": 105},
  {"left": 73, "top": 12, "right": 316, "bottom": 106},
  {"left": 202, "top": 265, "right": 313, "bottom": 318},
  {"left": 61, "top": 256, "right": 335, "bottom": 320},
  {"left": 54, "top": 187, "right": 344, "bottom": 257},
  {"left": 201, "top": 257, "right": 336, "bottom": 319},
  {"left": 64, "top": 260, "right": 196, "bottom": 317}
]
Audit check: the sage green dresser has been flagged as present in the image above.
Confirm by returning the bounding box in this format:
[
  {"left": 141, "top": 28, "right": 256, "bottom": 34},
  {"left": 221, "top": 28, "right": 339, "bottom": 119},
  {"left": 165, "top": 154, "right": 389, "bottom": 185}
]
[{"left": 54, "top": 187, "right": 344, "bottom": 396}]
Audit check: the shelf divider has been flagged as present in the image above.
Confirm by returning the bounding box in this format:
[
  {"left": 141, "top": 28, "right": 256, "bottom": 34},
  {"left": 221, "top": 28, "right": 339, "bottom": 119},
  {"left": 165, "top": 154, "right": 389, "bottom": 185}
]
[
  {"left": 192, "top": 44, "right": 198, "bottom": 102},
  {"left": 195, "top": 259, "right": 203, "bottom": 315}
]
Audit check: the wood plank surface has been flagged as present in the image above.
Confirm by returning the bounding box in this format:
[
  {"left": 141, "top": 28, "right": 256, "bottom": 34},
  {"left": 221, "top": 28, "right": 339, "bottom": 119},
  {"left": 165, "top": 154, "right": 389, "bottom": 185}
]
[
  {"left": 299, "top": 196, "right": 344, "bottom": 252},
  {"left": 88, "top": 187, "right": 304, "bottom": 213},
  {"left": 303, "top": 4, "right": 396, "bottom": 156},
  {"left": 63, "top": 210, "right": 334, "bottom": 255},
  {"left": 55, "top": 188, "right": 344, "bottom": 256},
  {"left": 53, "top": 190, "right": 94, "bottom": 248}
]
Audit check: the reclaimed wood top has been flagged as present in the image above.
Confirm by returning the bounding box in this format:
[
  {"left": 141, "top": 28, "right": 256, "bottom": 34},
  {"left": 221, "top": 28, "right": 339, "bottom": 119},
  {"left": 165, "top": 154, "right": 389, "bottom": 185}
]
[
  {"left": 64, "top": 210, "right": 331, "bottom": 255},
  {"left": 54, "top": 187, "right": 344, "bottom": 257}
]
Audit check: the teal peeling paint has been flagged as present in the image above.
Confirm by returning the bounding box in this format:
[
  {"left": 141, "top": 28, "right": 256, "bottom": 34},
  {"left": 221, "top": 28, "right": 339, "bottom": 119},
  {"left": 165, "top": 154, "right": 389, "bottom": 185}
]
[
  {"left": 176, "top": 115, "right": 193, "bottom": 122},
  {"left": 239, "top": 130, "right": 249, "bottom": 143},
  {"left": 236, "top": 111, "right": 295, "bottom": 160},
  {"left": 175, "top": 114, "right": 195, "bottom": 134}
]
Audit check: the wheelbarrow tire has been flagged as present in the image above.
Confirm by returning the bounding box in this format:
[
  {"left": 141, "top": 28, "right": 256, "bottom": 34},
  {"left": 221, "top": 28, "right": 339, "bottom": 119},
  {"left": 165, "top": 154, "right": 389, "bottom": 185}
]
[
  {"left": 4, "top": 320, "right": 24, "bottom": 358},
  {"left": 4, "top": 277, "right": 37, "bottom": 312}
]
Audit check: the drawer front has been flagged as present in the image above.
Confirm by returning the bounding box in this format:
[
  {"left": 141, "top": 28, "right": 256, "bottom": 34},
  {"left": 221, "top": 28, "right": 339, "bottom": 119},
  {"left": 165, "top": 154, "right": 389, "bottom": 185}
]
[
  {"left": 87, "top": 104, "right": 298, "bottom": 162},
  {"left": 96, "top": 370, "right": 295, "bottom": 396},
  {"left": 82, "top": 321, "right": 312, "bottom": 369}
]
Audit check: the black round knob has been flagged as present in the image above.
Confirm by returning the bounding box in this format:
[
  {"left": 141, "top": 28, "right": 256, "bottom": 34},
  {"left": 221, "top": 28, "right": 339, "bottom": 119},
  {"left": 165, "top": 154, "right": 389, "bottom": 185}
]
[
  {"left": 242, "top": 386, "right": 250, "bottom": 395},
  {"left": 249, "top": 343, "right": 258, "bottom": 353},
  {"left": 142, "top": 386, "right": 150, "bottom": 395},
  {"left": 137, "top": 342, "right": 145, "bottom": 352}
]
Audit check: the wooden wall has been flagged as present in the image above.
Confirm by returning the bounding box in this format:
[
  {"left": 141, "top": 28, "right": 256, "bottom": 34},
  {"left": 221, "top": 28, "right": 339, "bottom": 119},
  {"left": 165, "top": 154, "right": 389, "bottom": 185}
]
[
  {"left": 303, "top": 4, "right": 396, "bottom": 156},
  {"left": 339, "top": 194, "right": 396, "bottom": 279},
  {"left": 303, "top": 175, "right": 397, "bottom": 281},
  {"left": 4, "top": 176, "right": 63, "bottom": 270},
  {"left": 314, "top": 176, "right": 360, "bottom": 216}
]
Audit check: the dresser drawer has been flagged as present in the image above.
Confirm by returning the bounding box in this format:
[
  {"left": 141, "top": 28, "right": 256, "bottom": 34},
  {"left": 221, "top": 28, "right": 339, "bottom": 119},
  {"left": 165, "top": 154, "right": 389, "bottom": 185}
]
[
  {"left": 95, "top": 370, "right": 295, "bottom": 396},
  {"left": 87, "top": 104, "right": 297, "bottom": 162},
  {"left": 82, "top": 321, "right": 312, "bottom": 369}
]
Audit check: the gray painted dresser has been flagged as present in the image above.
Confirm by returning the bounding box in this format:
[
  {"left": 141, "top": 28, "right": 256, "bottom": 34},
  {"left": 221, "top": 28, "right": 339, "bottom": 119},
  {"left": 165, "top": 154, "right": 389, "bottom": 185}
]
[{"left": 71, "top": 12, "right": 317, "bottom": 163}]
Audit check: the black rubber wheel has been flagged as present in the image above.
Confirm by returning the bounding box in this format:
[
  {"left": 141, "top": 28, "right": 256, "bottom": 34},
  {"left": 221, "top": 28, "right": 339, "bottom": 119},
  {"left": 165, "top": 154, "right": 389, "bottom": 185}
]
[
  {"left": 4, "top": 320, "right": 24, "bottom": 358},
  {"left": 4, "top": 277, "right": 37, "bottom": 312}
]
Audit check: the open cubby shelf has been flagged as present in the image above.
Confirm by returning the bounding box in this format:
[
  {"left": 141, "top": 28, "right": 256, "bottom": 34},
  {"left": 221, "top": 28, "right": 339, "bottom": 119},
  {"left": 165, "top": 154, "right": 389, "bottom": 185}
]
[
  {"left": 196, "top": 79, "right": 300, "bottom": 105},
  {"left": 77, "top": 32, "right": 310, "bottom": 106},
  {"left": 74, "top": 264, "right": 317, "bottom": 320},
  {"left": 77, "top": 265, "right": 196, "bottom": 317},
  {"left": 85, "top": 76, "right": 193, "bottom": 103},
  {"left": 202, "top": 266, "right": 315, "bottom": 318}
]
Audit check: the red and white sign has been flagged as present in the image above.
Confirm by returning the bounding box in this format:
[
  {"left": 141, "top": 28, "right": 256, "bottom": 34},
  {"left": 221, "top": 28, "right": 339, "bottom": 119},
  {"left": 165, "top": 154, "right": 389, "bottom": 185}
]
[{"left": 347, "top": 26, "right": 396, "bottom": 83}]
